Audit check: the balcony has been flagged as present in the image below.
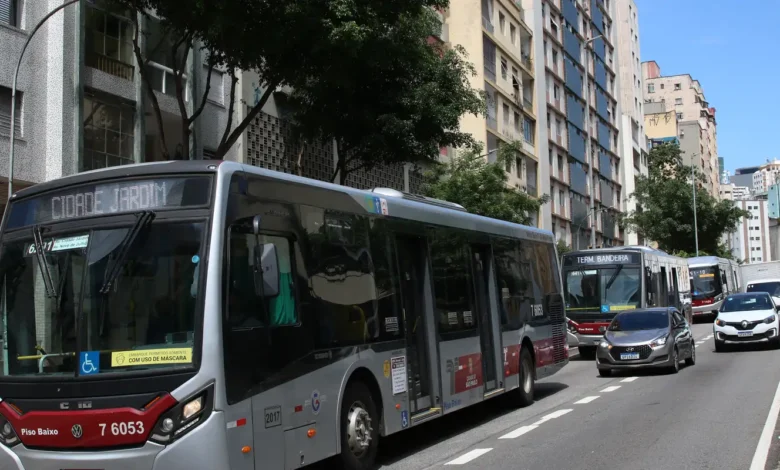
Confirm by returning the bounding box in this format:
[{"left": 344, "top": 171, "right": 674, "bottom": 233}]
[
  {"left": 86, "top": 52, "right": 134, "bottom": 81},
  {"left": 145, "top": 62, "right": 190, "bottom": 100},
  {"left": 521, "top": 54, "right": 533, "bottom": 71},
  {"left": 482, "top": 16, "right": 494, "bottom": 33},
  {"left": 523, "top": 97, "right": 534, "bottom": 113}
]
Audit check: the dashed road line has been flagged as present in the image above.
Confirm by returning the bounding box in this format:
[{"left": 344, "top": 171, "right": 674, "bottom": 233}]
[
  {"left": 574, "top": 396, "right": 600, "bottom": 404},
  {"left": 601, "top": 385, "right": 621, "bottom": 392},
  {"left": 498, "top": 424, "right": 538, "bottom": 439},
  {"left": 621, "top": 377, "right": 639, "bottom": 383},
  {"left": 531, "top": 408, "right": 573, "bottom": 426},
  {"left": 445, "top": 448, "right": 493, "bottom": 465}
]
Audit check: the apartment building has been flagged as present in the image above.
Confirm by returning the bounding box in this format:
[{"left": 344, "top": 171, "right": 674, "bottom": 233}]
[
  {"left": 525, "top": 0, "right": 622, "bottom": 248},
  {"left": 614, "top": 0, "right": 646, "bottom": 245},
  {"left": 750, "top": 159, "right": 780, "bottom": 193},
  {"left": 642, "top": 60, "right": 719, "bottom": 198},
  {"left": 643, "top": 101, "right": 678, "bottom": 147},
  {"left": 0, "top": 0, "right": 235, "bottom": 215},
  {"left": 727, "top": 199, "right": 772, "bottom": 264}
]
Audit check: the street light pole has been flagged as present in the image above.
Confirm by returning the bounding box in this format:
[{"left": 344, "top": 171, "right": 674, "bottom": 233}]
[
  {"left": 692, "top": 163, "right": 699, "bottom": 257},
  {"left": 584, "top": 34, "right": 603, "bottom": 249},
  {"left": 575, "top": 206, "right": 607, "bottom": 250},
  {"left": 7, "top": 0, "right": 81, "bottom": 202}
]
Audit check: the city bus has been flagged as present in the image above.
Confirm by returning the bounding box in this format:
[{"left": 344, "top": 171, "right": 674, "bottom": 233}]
[
  {"left": 561, "top": 247, "right": 691, "bottom": 359},
  {"left": 0, "top": 161, "right": 568, "bottom": 470},
  {"left": 688, "top": 256, "right": 741, "bottom": 318}
]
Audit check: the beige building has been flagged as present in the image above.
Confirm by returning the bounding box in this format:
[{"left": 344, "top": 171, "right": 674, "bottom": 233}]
[
  {"left": 615, "top": 0, "right": 647, "bottom": 246},
  {"left": 642, "top": 60, "right": 719, "bottom": 197},
  {"left": 443, "top": 0, "right": 540, "bottom": 222},
  {"left": 752, "top": 159, "right": 780, "bottom": 193}
]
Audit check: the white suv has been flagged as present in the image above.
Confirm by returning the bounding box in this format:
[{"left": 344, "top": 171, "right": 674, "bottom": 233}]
[{"left": 713, "top": 292, "right": 780, "bottom": 352}]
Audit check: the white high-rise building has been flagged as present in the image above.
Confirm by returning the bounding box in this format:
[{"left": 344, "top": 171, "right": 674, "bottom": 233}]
[{"left": 728, "top": 199, "right": 772, "bottom": 264}]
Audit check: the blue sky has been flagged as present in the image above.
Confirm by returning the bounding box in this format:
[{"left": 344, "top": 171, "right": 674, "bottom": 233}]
[{"left": 636, "top": 0, "right": 779, "bottom": 173}]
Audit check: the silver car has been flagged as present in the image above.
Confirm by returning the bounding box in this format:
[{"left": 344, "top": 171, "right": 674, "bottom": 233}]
[{"left": 596, "top": 307, "right": 695, "bottom": 376}]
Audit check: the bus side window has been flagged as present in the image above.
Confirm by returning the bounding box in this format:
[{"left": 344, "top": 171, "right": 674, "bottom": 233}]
[
  {"left": 493, "top": 238, "right": 525, "bottom": 330},
  {"left": 430, "top": 229, "right": 478, "bottom": 337},
  {"left": 368, "top": 219, "right": 404, "bottom": 342}
]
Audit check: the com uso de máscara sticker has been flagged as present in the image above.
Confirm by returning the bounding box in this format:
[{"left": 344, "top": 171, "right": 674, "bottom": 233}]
[{"left": 111, "top": 348, "right": 192, "bottom": 367}]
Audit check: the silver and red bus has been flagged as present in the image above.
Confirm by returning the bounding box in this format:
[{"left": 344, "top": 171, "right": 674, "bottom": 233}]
[
  {"left": 688, "top": 256, "right": 741, "bottom": 317},
  {"left": 562, "top": 247, "right": 692, "bottom": 359},
  {"left": 0, "top": 161, "right": 567, "bottom": 469}
]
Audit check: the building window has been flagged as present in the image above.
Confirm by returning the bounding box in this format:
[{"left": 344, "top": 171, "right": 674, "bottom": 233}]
[
  {"left": 675, "top": 98, "right": 683, "bottom": 105},
  {"left": 552, "top": 49, "right": 558, "bottom": 66},
  {"left": 145, "top": 18, "right": 190, "bottom": 99},
  {"left": 674, "top": 83, "right": 681, "bottom": 90},
  {"left": 82, "top": 91, "right": 135, "bottom": 171},
  {"left": 523, "top": 116, "right": 535, "bottom": 144},
  {"left": 1, "top": 0, "right": 21, "bottom": 27},
  {"left": 499, "top": 11, "right": 506, "bottom": 34},
  {"left": 660, "top": 84, "right": 664, "bottom": 89},
  {"left": 0, "top": 86, "right": 23, "bottom": 138},
  {"left": 205, "top": 66, "right": 225, "bottom": 105},
  {"left": 514, "top": 111, "right": 521, "bottom": 133},
  {"left": 553, "top": 84, "right": 560, "bottom": 100},
  {"left": 510, "top": 23, "right": 517, "bottom": 45},
  {"left": 676, "top": 112, "right": 683, "bottom": 120},
  {"left": 85, "top": 5, "right": 134, "bottom": 80},
  {"left": 501, "top": 56, "right": 508, "bottom": 80},
  {"left": 516, "top": 157, "right": 522, "bottom": 177},
  {"left": 503, "top": 103, "right": 510, "bottom": 127}
]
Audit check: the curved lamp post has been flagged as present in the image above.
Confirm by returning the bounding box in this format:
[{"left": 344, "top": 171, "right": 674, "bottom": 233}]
[{"left": 7, "top": 0, "right": 81, "bottom": 202}]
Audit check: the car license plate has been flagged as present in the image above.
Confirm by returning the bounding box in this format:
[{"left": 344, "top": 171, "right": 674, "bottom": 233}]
[
  {"left": 620, "top": 352, "right": 640, "bottom": 360},
  {"left": 737, "top": 331, "right": 754, "bottom": 337}
]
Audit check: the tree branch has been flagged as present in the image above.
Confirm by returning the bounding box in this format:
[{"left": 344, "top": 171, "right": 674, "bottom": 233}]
[
  {"left": 215, "top": 79, "right": 279, "bottom": 158},
  {"left": 131, "top": 13, "right": 169, "bottom": 159},
  {"left": 189, "top": 54, "right": 218, "bottom": 126},
  {"left": 172, "top": 32, "right": 193, "bottom": 159},
  {"left": 218, "top": 69, "right": 239, "bottom": 150}
]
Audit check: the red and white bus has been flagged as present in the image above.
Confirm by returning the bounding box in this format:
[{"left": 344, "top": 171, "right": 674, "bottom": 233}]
[{"left": 0, "top": 161, "right": 567, "bottom": 469}]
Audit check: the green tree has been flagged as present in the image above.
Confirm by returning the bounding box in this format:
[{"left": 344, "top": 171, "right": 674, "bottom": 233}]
[
  {"left": 421, "top": 143, "right": 549, "bottom": 226},
  {"left": 108, "top": 0, "right": 478, "bottom": 173},
  {"left": 556, "top": 239, "right": 572, "bottom": 257},
  {"left": 622, "top": 143, "right": 748, "bottom": 254}
]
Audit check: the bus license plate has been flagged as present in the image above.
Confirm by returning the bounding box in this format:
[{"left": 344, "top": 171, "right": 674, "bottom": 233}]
[
  {"left": 737, "top": 331, "right": 754, "bottom": 337},
  {"left": 620, "top": 352, "right": 640, "bottom": 360}
]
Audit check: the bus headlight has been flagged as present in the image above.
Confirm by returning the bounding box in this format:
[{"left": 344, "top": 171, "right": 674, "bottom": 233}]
[
  {"left": 149, "top": 384, "right": 214, "bottom": 445},
  {"left": 0, "top": 414, "right": 19, "bottom": 448}
]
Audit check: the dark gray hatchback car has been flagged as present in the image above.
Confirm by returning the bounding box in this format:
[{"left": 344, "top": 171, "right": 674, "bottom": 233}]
[{"left": 596, "top": 307, "right": 695, "bottom": 376}]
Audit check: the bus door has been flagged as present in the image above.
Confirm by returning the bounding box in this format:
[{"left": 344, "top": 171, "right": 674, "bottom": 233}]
[
  {"left": 470, "top": 244, "right": 498, "bottom": 393},
  {"left": 395, "top": 235, "right": 433, "bottom": 414}
]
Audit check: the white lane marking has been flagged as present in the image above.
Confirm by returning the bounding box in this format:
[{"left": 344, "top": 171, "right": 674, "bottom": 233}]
[
  {"left": 574, "top": 396, "right": 600, "bottom": 404},
  {"left": 621, "top": 377, "right": 639, "bottom": 383},
  {"left": 445, "top": 448, "right": 493, "bottom": 465},
  {"left": 499, "top": 425, "right": 538, "bottom": 439},
  {"left": 750, "top": 379, "right": 780, "bottom": 470},
  {"left": 601, "top": 385, "right": 621, "bottom": 392},
  {"left": 531, "top": 408, "right": 574, "bottom": 425}
]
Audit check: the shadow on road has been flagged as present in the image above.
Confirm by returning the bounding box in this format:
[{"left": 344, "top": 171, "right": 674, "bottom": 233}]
[{"left": 310, "top": 382, "right": 569, "bottom": 469}]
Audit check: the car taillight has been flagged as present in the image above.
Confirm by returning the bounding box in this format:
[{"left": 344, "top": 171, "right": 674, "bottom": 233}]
[
  {"left": 149, "top": 384, "right": 214, "bottom": 445},
  {"left": 0, "top": 411, "right": 20, "bottom": 448}
]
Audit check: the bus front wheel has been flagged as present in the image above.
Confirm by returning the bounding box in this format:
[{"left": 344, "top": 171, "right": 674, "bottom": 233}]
[{"left": 339, "top": 381, "right": 379, "bottom": 470}]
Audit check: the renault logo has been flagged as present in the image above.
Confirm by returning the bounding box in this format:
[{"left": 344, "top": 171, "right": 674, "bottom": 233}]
[
  {"left": 71, "top": 424, "right": 83, "bottom": 439},
  {"left": 742, "top": 321, "right": 749, "bottom": 329}
]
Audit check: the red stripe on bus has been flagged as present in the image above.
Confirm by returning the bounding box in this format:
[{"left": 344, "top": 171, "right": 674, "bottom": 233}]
[
  {"left": 0, "top": 394, "right": 176, "bottom": 449},
  {"left": 533, "top": 338, "right": 556, "bottom": 367}
]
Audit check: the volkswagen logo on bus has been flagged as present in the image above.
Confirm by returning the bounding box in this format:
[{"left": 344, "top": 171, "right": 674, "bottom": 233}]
[{"left": 71, "top": 424, "right": 83, "bottom": 439}]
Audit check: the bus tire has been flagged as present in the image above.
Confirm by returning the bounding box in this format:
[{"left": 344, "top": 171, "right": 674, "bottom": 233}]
[
  {"left": 578, "top": 346, "right": 596, "bottom": 360},
  {"left": 339, "top": 381, "right": 379, "bottom": 470},
  {"left": 517, "top": 347, "right": 535, "bottom": 407}
]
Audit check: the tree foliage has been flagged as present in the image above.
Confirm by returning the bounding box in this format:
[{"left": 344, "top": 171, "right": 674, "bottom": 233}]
[
  {"left": 421, "top": 143, "right": 549, "bottom": 226},
  {"left": 107, "top": 0, "right": 481, "bottom": 172},
  {"left": 622, "top": 143, "right": 748, "bottom": 254},
  {"left": 556, "top": 239, "right": 571, "bottom": 258}
]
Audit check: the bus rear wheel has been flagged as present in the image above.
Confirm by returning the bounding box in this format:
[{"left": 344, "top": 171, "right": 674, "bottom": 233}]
[
  {"left": 517, "top": 347, "right": 535, "bottom": 407},
  {"left": 339, "top": 381, "right": 379, "bottom": 470}
]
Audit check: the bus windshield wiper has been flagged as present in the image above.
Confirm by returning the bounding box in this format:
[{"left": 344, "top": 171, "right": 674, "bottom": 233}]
[
  {"left": 99, "top": 211, "right": 155, "bottom": 294},
  {"left": 605, "top": 265, "right": 623, "bottom": 291},
  {"left": 32, "top": 225, "right": 57, "bottom": 298}
]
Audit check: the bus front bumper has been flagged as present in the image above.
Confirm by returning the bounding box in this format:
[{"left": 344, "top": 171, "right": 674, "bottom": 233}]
[
  {"left": 0, "top": 411, "right": 229, "bottom": 470},
  {"left": 692, "top": 298, "right": 723, "bottom": 315},
  {"left": 571, "top": 333, "right": 605, "bottom": 349}
]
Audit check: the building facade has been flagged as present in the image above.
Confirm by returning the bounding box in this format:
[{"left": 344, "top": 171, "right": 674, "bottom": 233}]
[
  {"left": 727, "top": 199, "right": 772, "bottom": 264},
  {"left": 525, "top": 0, "right": 623, "bottom": 249},
  {"left": 642, "top": 60, "right": 719, "bottom": 198},
  {"left": 0, "top": 0, "right": 236, "bottom": 215},
  {"left": 615, "top": 0, "right": 646, "bottom": 245}
]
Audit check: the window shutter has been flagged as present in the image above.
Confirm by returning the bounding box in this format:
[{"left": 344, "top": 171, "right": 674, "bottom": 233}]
[
  {"left": 0, "top": 87, "right": 22, "bottom": 138},
  {"left": 0, "top": 0, "right": 13, "bottom": 26}
]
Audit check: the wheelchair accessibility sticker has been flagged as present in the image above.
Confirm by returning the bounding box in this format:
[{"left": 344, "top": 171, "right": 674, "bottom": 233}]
[{"left": 80, "top": 351, "right": 100, "bottom": 375}]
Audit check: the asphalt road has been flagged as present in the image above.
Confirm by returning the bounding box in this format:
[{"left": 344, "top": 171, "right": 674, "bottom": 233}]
[{"left": 336, "top": 322, "right": 780, "bottom": 470}]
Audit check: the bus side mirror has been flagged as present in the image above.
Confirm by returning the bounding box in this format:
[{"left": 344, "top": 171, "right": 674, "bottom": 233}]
[{"left": 253, "top": 243, "right": 280, "bottom": 298}]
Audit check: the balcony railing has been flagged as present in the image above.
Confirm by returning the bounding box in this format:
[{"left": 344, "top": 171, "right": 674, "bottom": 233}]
[
  {"left": 521, "top": 54, "right": 533, "bottom": 70},
  {"left": 523, "top": 97, "right": 534, "bottom": 112},
  {"left": 482, "top": 16, "right": 494, "bottom": 33},
  {"left": 86, "top": 52, "right": 134, "bottom": 81}
]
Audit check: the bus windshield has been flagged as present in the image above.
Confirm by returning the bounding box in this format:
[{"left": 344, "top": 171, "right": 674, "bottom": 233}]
[
  {"left": 690, "top": 266, "right": 721, "bottom": 299},
  {"left": 564, "top": 266, "right": 641, "bottom": 315},
  {"left": 0, "top": 220, "right": 205, "bottom": 377}
]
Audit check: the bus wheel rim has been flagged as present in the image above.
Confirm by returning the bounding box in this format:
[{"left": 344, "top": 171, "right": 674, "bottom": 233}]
[{"left": 346, "top": 401, "right": 373, "bottom": 457}]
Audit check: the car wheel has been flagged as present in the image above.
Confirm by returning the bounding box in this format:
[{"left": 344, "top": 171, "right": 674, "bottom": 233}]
[
  {"left": 714, "top": 340, "right": 726, "bottom": 352},
  {"left": 517, "top": 347, "right": 535, "bottom": 407},
  {"left": 339, "top": 381, "right": 379, "bottom": 470},
  {"left": 771, "top": 337, "right": 780, "bottom": 350},
  {"left": 685, "top": 342, "right": 696, "bottom": 366},
  {"left": 668, "top": 347, "right": 679, "bottom": 374},
  {"left": 598, "top": 368, "right": 611, "bottom": 377}
]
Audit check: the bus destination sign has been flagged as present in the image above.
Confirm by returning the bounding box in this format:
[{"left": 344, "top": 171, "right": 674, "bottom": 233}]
[
  {"left": 563, "top": 252, "right": 641, "bottom": 266},
  {"left": 7, "top": 177, "right": 211, "bottom": 229}
]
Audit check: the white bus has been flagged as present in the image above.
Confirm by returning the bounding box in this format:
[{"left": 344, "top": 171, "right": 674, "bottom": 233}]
[
  {"left": 0, "top": 161, "right": 568, "bottom": 470},
  {"left": 688, "top": 256, "right": 741, "bottom": 317}
]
